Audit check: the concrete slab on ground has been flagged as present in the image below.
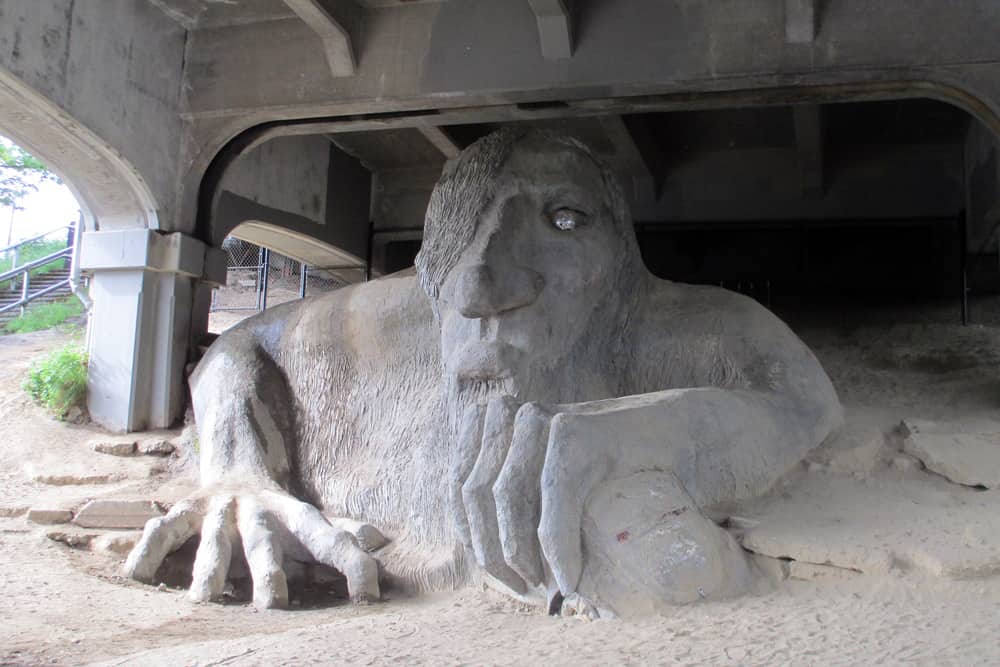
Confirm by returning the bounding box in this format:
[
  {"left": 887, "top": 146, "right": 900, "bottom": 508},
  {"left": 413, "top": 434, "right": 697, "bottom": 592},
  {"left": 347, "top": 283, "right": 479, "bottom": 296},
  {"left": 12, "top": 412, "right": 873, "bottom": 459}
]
[
  {"left": 73, "top": 499, "right": 163, "bottom": 529},
  {"left": 738, "top": 469, "right": 1000, "bottom": 579},
  {"left": 902, "top": 418, "right": 1000, "bottom": 488}
]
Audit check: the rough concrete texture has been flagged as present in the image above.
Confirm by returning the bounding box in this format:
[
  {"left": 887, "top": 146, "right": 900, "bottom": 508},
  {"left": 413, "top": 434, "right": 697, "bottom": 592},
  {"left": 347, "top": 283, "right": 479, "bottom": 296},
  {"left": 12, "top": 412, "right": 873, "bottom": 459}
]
[
  {"left": 31, "top": 473, "right": 122, "bottom": 486},
  {"left": 805, "top": 413, "right": 886, "bottom": 476},
  {"left": 125, "top": 130, "right": 841, "bottom": 616},
  {"left": 750, "top": 553, "right": 789, "bottom": 583},
  {"left": 740, "top": 468, "right": 1000, "bottom": 579},
  {"left": 0, "top": 505, "right": 28, "bottom": 518},
  {"left": 328, "top": 518, "right": 388, "bottom": 552},
  {"left": 73, "top": 500, "right": 163, "bottom": 530},
  {"left": 137, "top": 440, "right": 175, "bottom": 457},
  {"left": 0, "top": 0, "right": 186, "bottom": 231},
  {"left": 901, "top": 418, "right": 1000, "bottom": 488},
  {"left": 92, "top": 440, "right": 137, "bottom": 457},
  {"left": 93, "top": 532, "right": 141, "bottom": 557},
  {"left": 27, "top": 509, "right": 73, "bottom": 525},
  {"left": 578, "top": 471, "right": 754, "bottom": 615},
  {"left": 46, "top": 530, "right": 96, "bottom": 549},
  {"left": 788, "top": 561, "right": 859, "bottom": 582}
]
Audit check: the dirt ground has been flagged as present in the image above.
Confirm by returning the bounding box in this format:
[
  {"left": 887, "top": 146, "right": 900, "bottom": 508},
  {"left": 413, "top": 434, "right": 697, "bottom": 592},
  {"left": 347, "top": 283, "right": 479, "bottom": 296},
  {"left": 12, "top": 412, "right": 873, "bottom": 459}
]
[{"left": 3, "top": 297, "right": 1000, "bottom": 666}]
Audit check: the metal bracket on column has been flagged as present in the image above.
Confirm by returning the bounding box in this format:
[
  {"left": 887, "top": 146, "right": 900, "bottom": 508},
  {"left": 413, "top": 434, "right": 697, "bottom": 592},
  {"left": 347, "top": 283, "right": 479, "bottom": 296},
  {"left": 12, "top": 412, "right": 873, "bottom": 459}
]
[
  {"left": 528, "top": 0, "right": 573, "bottom": 60},
  {"left": 283, "top": 0, "right": 356, "bottom": 77}
]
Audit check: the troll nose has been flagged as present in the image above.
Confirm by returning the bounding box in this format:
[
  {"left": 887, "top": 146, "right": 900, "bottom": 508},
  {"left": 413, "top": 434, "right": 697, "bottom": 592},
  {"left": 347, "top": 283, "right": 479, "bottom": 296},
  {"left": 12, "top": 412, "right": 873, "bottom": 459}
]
[{"left": 453, "top": 263, "right": 544, "bottom": 318}]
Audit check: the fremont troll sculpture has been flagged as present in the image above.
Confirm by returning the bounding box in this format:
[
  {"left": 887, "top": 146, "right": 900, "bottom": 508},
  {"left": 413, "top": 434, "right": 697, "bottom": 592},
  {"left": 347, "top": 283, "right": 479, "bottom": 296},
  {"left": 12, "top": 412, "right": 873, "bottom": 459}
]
[{"left": 125, "top": 129, "right": 842, "bottom": 617}]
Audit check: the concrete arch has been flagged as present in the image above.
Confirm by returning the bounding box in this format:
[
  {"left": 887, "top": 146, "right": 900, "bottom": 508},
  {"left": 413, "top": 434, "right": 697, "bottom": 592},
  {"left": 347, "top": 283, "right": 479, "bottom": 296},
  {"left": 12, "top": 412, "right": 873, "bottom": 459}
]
[
  {"left": 183, "top": 75, "right": 1000, "bottom": 247},
  {"left": 0, "top": 66, "right": 159, "bottom": 231},
  {"left": 226, "top": 218, "right": 366, "bottom": 272}
]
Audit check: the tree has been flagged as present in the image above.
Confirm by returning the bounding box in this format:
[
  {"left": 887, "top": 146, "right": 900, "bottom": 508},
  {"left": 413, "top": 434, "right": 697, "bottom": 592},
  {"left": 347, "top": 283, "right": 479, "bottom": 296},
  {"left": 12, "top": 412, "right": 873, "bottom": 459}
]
[{"left": 0, "top": 137, "right": 59, "bottom": 210}]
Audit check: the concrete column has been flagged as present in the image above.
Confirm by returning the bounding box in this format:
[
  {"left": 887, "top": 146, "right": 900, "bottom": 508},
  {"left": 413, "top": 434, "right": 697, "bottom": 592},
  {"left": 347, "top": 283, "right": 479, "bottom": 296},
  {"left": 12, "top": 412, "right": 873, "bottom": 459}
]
[{"left": 80, "top": 230, "right": 226, "bottom": 433}]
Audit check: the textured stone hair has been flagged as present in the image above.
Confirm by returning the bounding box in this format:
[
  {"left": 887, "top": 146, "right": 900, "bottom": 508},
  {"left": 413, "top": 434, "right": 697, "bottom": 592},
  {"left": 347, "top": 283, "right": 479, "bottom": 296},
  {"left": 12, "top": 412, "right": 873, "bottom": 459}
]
[{"left": 415, "top": 127, "right": 639, "bottom": 308}]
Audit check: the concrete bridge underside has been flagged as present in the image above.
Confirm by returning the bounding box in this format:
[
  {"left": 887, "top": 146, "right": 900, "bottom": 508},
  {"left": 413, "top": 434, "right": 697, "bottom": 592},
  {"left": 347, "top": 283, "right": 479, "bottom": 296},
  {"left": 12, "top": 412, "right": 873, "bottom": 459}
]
[{"left": 0, "top": 0, "right": 998, "bottom": 431}]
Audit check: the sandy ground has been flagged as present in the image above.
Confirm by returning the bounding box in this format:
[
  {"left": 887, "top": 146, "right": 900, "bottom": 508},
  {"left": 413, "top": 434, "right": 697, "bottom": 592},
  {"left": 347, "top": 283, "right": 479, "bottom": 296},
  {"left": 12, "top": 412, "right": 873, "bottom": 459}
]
[{"left": 3, "top": 297, "right": 1000, "bottom": 665}]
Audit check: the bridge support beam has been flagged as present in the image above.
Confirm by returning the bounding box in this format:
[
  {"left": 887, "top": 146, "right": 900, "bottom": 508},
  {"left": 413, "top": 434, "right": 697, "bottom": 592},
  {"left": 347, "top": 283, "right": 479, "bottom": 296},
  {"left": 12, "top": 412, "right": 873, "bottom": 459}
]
[
  {"left": 527, "top": 0, "right": 573, "bottom": 60},
  {"left": 80, "top": 230, "right": 226, "bottom": 432}
]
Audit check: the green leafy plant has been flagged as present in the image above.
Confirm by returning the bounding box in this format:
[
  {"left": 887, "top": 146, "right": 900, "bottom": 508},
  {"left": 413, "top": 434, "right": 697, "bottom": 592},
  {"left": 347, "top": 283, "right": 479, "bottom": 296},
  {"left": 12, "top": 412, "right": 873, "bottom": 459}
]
[
  {"left": 0, "top": 138, "right": 60, "bottom": 210},
  {"left": 23, "top": 344, "right": 88, "bottom": 418},
  {"left": 5, "top": 297, "right": 83, "bottom": 334}
]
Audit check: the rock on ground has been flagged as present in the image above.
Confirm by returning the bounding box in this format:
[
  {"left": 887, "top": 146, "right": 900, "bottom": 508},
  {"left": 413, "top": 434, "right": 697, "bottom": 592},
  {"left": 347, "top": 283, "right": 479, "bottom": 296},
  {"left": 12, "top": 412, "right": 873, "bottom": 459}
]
[
  {"left": 0, "top": 505, "right": 28, "bottom": 518},
  {"left": 901, "top": 418, "right": 1000, "bottom": 488},
  {"left": 72, "top": 500, "right": 162, "bottom": 529},
  {"left": 93, "top": 532, "right": 141, "bottom": 556},
  {"left": 807, "top": 413, "right": 887, "bottom": 476},
  {"left": 31, "top": 473, "right": 121, "bottom": 486},
  {"left": 27, "top": 508, "right": 73, "bottom": 525},
  {"left": 137, "top": 439, "right": 175, "bottom": 456},
  {"left": 91, "top": 440, "right": 137, "bottom": 457},
  {"left": 46, "top": 530, "right": 97, "bottom": 548}
]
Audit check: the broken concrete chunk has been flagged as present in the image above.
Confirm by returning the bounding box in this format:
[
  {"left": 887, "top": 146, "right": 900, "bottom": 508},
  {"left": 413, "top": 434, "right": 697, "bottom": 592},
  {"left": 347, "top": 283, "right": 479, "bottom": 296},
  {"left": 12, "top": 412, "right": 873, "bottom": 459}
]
[
  {"left": 788, "top": 561, "right": 860, "bottom": 581},
  {"left": 0, "top": 505, "right": 29, "bottom": 518},
  {"left": 93, "top": 532, "right": 141, "bottom": 556},
  {"left": 137, "top": 439, "right": 175, "bottom": 456},
  {"left": 807, "top": 422, "right": 885, "bottom": 475},
  {"left": 91, "top": 439, "right": 137, "bottom": 457},
  {"left": 328, "top": 518, "right": 389, "bottom": 552},
  {"left": 72, "top": 499, "right": 163, "bottom": 529},
  {"left": 353, "top": 523, "right": 388, "bottom": 552},
  {"left": 902, "top": 418, "right": 1000, "bottom": 488},
  {"left": 27, "top": 508, "right": 73, "bottom": 525},
  {"left": 47, "top": 530, "right": 97, "bottom": 548},
  {"left": 32, "top": 472, "right": 120, "bottom": 486}
]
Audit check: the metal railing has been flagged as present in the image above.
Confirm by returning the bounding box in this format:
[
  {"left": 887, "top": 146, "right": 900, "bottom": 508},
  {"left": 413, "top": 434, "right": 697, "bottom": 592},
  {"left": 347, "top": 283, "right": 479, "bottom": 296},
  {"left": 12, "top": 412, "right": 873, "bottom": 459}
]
[
  {"left": 210, "top": 239, "right": 351, "bottom": 314},
  {"left": 0, "top": 223, "right": 76, "bottom": 315}
]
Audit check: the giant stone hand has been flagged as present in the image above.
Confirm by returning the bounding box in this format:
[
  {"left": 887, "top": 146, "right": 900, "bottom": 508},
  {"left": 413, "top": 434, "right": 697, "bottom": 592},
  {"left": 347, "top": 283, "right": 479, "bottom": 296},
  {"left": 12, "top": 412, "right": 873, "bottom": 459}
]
[
  {"left": 124, "top": 485, "right": 380, "bottom": 608},
  {"left": 459, "top": 392, "right": 763, "bottom": 615}
]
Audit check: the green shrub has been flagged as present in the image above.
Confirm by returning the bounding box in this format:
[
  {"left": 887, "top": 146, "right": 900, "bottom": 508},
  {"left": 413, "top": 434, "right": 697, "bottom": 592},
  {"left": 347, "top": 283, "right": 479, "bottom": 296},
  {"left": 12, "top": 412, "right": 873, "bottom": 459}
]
[
  {"left": 0, "top": 238, "right": 67, "bottom": 290},
  {"left": 5, "top": 297, "right": 84, "bottom": 334},
  {"left": 23, "top": 344, "right": 88, "bottom": 418}
]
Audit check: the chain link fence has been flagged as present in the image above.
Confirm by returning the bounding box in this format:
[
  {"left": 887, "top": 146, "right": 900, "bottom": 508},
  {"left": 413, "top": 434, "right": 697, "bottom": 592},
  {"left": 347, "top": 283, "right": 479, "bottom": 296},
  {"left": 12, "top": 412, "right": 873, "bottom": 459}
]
[{"left": 210, "top": 238, "right": 355, "bottom": 316}]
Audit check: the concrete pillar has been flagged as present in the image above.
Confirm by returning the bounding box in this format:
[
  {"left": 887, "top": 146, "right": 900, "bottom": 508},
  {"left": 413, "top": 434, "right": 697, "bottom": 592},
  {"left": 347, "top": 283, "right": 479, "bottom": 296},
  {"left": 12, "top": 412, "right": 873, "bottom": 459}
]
[{"left": 80, "top": 230, "right": 226, "bottom": 433}]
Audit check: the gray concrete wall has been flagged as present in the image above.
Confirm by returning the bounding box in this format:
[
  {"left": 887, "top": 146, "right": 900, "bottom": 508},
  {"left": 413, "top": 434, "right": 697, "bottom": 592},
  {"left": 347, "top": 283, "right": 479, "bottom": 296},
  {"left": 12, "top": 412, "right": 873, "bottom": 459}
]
[
  {"left": 367, "top": 139, "right": 963, "bottom": 238},
  {"left": 0, "top": 0, "right": 187, "bottom": 231},
  {"left": 966, "top": 119, "right": 1000, "bottom": 253},
  {"left": 371, "top": 167, "right": 440, "bottom": 233},
  {"left": 631, "top": 143, "right": 963, "bottom": 223},
  {"left": 220, "top": 135, "right": 330, "bottom": 227},
  {"left": 326, "top": 142, "right": 372, "bottom": 260},
  {"left": 215, "top": 135, "right": 371, "bottom": 262}
]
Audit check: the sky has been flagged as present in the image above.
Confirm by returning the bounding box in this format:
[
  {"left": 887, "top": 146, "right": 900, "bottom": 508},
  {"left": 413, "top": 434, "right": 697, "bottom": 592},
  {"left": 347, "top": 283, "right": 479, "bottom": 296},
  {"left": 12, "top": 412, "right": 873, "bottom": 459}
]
[{"left": 0, "top": 137, "right": 82, "bottom": 248}]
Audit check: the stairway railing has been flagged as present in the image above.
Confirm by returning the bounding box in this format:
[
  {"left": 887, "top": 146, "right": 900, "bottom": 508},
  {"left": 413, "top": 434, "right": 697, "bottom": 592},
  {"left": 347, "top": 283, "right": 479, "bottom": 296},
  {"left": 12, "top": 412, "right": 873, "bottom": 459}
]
[{"left": 0, "top": 223, "right": 76, "bottom": 316}]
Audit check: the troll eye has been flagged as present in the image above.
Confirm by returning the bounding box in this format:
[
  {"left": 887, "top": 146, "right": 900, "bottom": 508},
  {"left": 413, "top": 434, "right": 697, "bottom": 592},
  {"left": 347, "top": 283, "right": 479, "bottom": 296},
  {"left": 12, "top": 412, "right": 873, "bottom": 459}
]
[{"left": 550, "top": 208, "right": 585, "bottom": 231}]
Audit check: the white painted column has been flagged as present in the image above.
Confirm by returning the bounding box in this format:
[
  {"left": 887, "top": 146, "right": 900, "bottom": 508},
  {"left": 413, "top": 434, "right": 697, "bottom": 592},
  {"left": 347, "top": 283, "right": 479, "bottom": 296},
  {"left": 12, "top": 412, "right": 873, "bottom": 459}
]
[{"left": 80, "top": 230, "right": 226, "bottom": 433}]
